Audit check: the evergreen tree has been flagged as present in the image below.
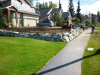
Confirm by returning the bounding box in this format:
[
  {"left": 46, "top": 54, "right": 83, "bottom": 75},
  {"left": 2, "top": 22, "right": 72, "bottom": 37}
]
[
  {"left": 0, "top": 10, "right": 7, "bottom": 28},
  {"left": 97, "top": 11, "right": 100, "bottom": 22},
  {"left": 59, "top": 0, "right": 62, "bottom": 9},
  {"left": 68, "top": 0, "right": 75, "bottom": 18},
  {"left": 91, "top": 14, "right": 97, "bottom": 26},
  {"left": 76, "top": 0, "right": 81, "bottom": 22}
]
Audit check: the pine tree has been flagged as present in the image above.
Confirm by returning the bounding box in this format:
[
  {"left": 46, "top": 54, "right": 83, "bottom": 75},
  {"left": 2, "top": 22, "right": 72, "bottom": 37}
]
[
  {"left": 91, "top": 14, "right": 97, "bottom": 26},
  {"left": 68, "top": 0, "right": 75, "bottom": 18},
  {"left": 76, "top": 0, "right": 81, "bottom": 22},
  {"left": 0, "top": 10, "right": 7, "bottom": 28},
  {"left": 97, "top": 11, "right": 100, "bottom": 22}
]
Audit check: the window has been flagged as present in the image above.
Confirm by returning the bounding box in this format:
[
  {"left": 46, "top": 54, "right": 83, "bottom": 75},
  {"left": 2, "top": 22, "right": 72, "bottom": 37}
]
[
  {"left": 13, "top": 13, "right": 16, "bottom": 19},
  {"left": 12, "top": 1, "right": 21, "bottom": 10},
  {"left": 22, "top": 4, "right": 25, "bottom": 10},
  {"left": 13, "top": 13, "right": 21, "bottom": 19},
  {"left": 32, "top": 8, "right": 35, "bottom": 13},
  {"left": 0, "top": 3, "right": 2, "bottom": 8},
  {"left": 18, "top": 13, "right": 21, "bottom": 19},
  {"left": 27, "top": 5, "right": 32, "bottom": 11}
]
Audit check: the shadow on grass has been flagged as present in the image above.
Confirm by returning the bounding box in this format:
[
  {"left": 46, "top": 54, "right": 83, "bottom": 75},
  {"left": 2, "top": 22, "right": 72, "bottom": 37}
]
[{"left": 31, "top": 49, "right": 100, "bottom": 75}]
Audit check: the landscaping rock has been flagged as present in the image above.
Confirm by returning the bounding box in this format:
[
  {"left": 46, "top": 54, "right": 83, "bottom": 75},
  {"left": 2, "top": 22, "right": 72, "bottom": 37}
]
[
  {"left": 10, "top": 32, "right": 15, "bottom": 37},
  {"left": 3, "top": 31, "right": 11, "bottom": 36},
  {"left": 0, "top": 31, "right": 3, "bottom": 36},
  {"left": 0, "top": 28, "right": 83, "bottom": 42}
]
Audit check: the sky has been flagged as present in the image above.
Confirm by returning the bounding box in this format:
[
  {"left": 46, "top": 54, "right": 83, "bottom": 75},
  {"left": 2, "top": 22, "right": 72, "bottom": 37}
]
[{"left": 33, "top": 0, "right": 100, "bottom": 15}]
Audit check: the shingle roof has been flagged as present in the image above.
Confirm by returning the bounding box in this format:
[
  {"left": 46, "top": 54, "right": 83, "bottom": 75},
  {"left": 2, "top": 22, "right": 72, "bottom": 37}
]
[
  {"left": 39, "top": 8, "right": 52, "bottom": 18},
  {"left": 0, "top": 5, "right": 39, "bottom": 15},
  {"left": 51, "top": 8, "right": 61, "bottom": 15},
  {"left": 62, "top": 12, "right": 70, "bottom": 18},
  {"left": 39, "top": 8, "right": 63, "bottom": 18}
]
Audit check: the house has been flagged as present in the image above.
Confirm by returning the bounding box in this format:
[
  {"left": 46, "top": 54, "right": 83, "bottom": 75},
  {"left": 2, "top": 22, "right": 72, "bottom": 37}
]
[
  {"left": 83, "top": 15, "right": 92, "bottom": 22},
  {"left": 0, "top": 0, "right": 40, "bottom": 27},
  {"left": 39, "top": 8, "right": 63, "bottom": 21},
  {"left": 39, "top": 8, "right": 52, "bottom": 20},
  {"left": 62, "top": 12, "right": 72, "bottom": 20}
]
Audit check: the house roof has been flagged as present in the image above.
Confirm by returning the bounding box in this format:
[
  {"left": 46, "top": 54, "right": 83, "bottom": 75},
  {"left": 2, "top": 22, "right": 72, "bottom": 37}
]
[
  {"left": 39, "top": 8, "right": 63, "bottom": 18},
  {"left": 39, "top": 8, "right": 52, "bottom": 18},
  {"left": 0, "top": 0, "right": 7, "bottom": 2},
  {"left": 24, "top": 0, "right": 34, "bottom": 8},
  {"left": 0, "top": 5, "right": 39, "bottom": 16},
  {"left": 19, "top": 10, "right": 39, "bottom": 16},
  {"left": 0, "top": 0, "right": 35, "bottom": 8},
  {"left": 62, "top": 12, "right": 70, "bottom": 18},
  {"left": 51, "top": 8, "right": 61, "bottom": 15}
]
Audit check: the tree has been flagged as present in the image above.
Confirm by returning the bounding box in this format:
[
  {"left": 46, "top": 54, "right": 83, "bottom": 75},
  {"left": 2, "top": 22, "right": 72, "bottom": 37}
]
[
  {"left": 68, "top": 0, "right": 75, "bottom": 18},
  {"left": 97, "top": 11, "right": 100, "bottom": 22},
  {"left": 28, "top": 0, "right": 33, "bottom": 5},
  {"left": 0, "top": 10, "right": 7, "bottom": 28},
  {"left": 44, "top": 2, "right": 49, "bottom": 8},
  {"left": 76, "top": 0, "right": 82, "bottom": 22},
  {"left": 75, "top": 18, "right": 80, "bottom": 26},
  {"left": 49, "top": 1, "right": 57, "bottom": 9},
  {"left": 91, "top": 14, "right": 97, "bottom": 26},
  {"left": 36, "top": 1, "right": 57, "bottom": 9},
  {"left": 51, "top": 10, "right": 63, "bottom": 25},
  {"left": 85, "top": 19, "right": 91, "bottom": 26}
]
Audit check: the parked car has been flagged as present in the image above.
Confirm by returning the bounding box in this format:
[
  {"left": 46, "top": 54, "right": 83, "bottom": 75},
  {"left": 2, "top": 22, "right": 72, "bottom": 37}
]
[{"left": 37, "top": 20, "right": 54, "bottom": 27}]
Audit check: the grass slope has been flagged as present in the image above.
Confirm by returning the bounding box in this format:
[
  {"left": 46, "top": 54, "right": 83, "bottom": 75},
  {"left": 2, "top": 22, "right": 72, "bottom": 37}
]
[
  {"left": 0, "top": 37, "right": 66, "bottom": 75},
  {"left": 82, "top": 32, "right": 100, "bottom": 75}
]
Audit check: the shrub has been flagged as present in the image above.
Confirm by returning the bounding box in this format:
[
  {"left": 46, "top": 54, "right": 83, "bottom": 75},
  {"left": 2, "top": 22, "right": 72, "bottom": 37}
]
[
  {"left": 0, "top": 9, "right": 7, "bottom": 29},
  {"left": 85, "top": 19, "right": 91, "bottom": 26}
]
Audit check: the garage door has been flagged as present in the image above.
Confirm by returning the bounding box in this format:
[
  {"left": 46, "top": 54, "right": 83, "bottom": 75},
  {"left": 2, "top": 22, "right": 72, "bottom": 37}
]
[{"left": 24, "top": 18, "right": 37, "bottom": 27}]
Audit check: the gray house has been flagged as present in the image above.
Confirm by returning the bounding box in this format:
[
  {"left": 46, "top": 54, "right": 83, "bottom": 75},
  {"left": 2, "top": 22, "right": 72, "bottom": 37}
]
[
  {"left": 62, "top": 12, "right": 72, "bottom": 20},
  {"left": 39, "top": 8, "right": 63, "bottom": 21}
]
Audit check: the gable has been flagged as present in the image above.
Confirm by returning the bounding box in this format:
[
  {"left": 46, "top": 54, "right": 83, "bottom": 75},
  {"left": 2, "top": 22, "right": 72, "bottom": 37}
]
[{"left": 39, "top": 8, "right": 52, "bottom": 18}]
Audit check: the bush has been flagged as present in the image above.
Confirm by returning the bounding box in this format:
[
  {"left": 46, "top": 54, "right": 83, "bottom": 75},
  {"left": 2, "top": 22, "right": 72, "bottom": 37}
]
[
  {"left": 85, "top": 19, "right": 91, "bottom": 26},
  {"left": 0, "top": 9, "right": 7, "bottom": 29}
]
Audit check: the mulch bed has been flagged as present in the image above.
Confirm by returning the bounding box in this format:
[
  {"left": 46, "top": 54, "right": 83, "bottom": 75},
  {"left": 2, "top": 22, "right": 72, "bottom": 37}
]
[{"left": 5, "top": 27, "right": 70, "bottom": 33}]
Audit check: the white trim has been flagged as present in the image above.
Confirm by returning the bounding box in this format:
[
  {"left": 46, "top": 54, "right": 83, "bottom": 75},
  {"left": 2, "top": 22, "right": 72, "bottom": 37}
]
[{"left": 47, "top": 8, "right": 52, "bottom": 15}]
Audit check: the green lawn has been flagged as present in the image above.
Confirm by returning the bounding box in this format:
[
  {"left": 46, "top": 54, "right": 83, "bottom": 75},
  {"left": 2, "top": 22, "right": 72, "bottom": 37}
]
[
  {"left": 82, "top": 32, "right": 100, "bottom": 75},
  {"left": 95, "top": 27, "right": 100, "bottom": 30},
  {"left": 95, "top": 26, "right": 100, "bottom": 30},
  {"left": 0, "top": 37, "right": 66, "bottom": 75}
]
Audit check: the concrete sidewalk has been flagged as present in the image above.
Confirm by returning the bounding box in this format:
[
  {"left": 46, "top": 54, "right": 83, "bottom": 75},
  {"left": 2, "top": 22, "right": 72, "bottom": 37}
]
[{"left": 37, "top": 29, "right": 91, "bottom": 75}]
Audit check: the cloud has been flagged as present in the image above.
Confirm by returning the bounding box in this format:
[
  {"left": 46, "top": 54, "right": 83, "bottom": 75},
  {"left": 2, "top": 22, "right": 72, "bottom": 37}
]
[{"left": 81, "top": 0, "right": 100, "bottom": 14}]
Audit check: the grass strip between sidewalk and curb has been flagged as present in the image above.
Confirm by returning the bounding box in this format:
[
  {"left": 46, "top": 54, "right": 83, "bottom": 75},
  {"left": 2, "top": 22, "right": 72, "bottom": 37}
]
[
  {"left": 0, "top": 37, "right": 66, "bottom": 75},
  {"left": 82, "top": 32, "right": 100, "bottom": 75}
]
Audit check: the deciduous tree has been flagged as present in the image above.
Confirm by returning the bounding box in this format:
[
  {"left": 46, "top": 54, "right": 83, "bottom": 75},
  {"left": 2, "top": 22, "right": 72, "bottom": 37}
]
[{"left": 85, "top": 19, "right": 91, "bottom": 26}]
